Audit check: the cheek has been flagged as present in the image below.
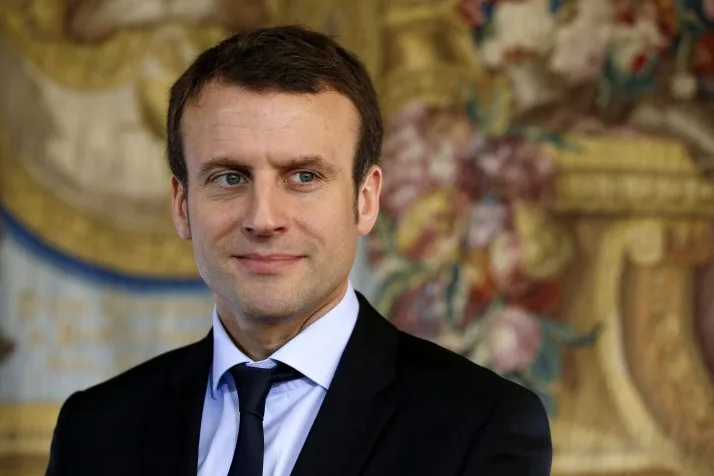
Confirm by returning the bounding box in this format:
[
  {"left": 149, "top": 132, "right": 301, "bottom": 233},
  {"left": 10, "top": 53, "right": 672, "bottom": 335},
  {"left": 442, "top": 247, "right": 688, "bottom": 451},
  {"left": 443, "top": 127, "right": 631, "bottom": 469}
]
[
  {"left": 191, "top": 200, "right": 242, "bottom": 243},
  {"left": 317, "top": 196, "right": 358, "bottom": 244},
  {"left": 295, "top": 194, "right": 355, "bottom": 242}
]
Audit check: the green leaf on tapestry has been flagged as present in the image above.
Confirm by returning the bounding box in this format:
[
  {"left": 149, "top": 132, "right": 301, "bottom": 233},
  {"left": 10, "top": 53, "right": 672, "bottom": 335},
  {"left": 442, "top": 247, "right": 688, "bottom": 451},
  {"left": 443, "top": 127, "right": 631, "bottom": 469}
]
[
  {"left": 677, "top": 7, "right": 705, "bottom": 35},
  {"left": 484, "top": 80, "right": 512, "bottom": 136},
  {"left": 530, "top": 342, "right": 561, "bottom": 384},
  {"left": 375, "top": 267, "right": 431, "bottom": 318},
  {"left": 507, "top": 125, "right": 576, "bottom": 151},
  {"left": 597, "top": 69, "right": 614, "bottom": 106},
  {"left": 466, "top": 96, "right": 483, "bottom": 128},
  {"left": 374, "top": 213, "right": 398, "bottom": 256},
  {"left": 539, "top": 318, "right": 601, "bottom": 347},
  {"left": 472, "top": 23, "right": 495, "bottom": 46},
  {"left": 466, "top": 80, "right": 510, "bottom": 135}
]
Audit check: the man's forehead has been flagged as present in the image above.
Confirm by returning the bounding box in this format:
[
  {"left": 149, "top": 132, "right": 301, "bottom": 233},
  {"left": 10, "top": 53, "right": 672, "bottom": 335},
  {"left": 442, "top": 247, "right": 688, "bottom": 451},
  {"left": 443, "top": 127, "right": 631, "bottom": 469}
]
[
  {"left": 180, "top": 83, "right": 360, "bottom": 167},
  {"left": 183, "top": 83, "right": 359, "bottom": 130}
]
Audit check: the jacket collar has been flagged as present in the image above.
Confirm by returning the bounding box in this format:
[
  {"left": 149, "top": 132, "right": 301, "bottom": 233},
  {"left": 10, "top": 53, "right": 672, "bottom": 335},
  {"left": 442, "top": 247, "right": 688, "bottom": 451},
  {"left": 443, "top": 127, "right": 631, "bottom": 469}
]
[{"left": 290, "top": 292, "right": 400, "bottom": 476}]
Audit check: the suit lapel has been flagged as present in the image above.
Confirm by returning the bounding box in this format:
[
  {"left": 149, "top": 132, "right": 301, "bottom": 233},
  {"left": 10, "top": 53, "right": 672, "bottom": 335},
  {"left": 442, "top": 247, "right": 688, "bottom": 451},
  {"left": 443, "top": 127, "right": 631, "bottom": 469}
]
[
  {"left": 291, "top": 293, "right": 400, "bottom": 476},
  {"left": 140, "top": 331, "right": 212, "bottom": 476}
]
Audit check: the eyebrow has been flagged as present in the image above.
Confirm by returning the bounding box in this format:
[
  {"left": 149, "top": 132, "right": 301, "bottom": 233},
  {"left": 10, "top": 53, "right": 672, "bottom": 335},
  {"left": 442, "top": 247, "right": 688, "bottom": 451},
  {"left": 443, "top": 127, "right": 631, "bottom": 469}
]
[{"left": 197, "top": 155, "right": 340, "bottom": 180}]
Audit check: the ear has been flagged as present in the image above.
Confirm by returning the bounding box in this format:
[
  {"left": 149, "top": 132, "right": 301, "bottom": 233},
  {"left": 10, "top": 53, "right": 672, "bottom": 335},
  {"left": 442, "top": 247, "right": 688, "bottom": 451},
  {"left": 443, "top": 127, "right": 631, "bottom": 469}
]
[
  {"left": 171, "top": 176, "right": 192, "bottom": 240},
  {"left": 356, "top": 165, "right": 382, "bottom": 235}
]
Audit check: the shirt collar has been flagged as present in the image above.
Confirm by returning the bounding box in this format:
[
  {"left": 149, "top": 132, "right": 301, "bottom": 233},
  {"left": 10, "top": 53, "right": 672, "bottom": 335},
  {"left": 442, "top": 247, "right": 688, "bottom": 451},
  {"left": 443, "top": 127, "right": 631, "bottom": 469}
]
[{"left": 210, "top": 281, "right": 360, "bottom": 396}]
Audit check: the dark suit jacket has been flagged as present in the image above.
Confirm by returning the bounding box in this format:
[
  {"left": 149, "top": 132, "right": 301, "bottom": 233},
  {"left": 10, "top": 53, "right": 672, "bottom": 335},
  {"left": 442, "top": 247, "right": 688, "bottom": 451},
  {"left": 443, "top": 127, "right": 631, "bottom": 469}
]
[{"left": 46, "top": 293, "right": 552, "bottom": 475}]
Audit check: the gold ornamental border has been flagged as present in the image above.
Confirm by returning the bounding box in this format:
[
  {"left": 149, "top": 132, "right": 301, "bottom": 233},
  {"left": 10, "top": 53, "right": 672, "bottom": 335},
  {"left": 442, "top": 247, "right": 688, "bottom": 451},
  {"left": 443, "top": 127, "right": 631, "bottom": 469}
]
[
  {"left": 0, "top": 128, "right": 199, "bottom": 278},
  {"left": 546, "top": 134, "right": 714, "bottom": 215},
  {"left": 587, "top": 219, "right": 714, "bottom": 475},
  {"left": 0, "top": 1, "right": 225, "bottom": 91},
  {"left": 546, "top": 134, "right": 714, "bottom": 475},
  {"left": 0, "top": 404, "right": 58, "bottom": 458}
]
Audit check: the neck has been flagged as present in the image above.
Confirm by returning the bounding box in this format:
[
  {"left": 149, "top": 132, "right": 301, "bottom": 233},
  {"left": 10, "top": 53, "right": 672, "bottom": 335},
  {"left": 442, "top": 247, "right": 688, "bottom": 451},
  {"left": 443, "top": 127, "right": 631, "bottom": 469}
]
[{"left": 216, "top": 283, "right": 349, "bottom": 361}]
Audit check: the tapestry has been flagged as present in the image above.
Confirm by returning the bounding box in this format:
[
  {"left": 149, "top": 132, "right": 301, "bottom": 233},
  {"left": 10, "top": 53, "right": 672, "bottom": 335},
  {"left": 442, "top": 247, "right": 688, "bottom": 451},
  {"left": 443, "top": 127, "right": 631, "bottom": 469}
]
[{"left": 1, "top": 1, "right": 714, "bottom": 475}]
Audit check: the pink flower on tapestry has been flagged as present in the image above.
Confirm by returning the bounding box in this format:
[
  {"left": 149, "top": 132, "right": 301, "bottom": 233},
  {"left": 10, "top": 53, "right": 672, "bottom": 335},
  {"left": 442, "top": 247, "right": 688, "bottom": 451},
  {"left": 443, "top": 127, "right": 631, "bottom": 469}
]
[
  {"left": 458, "top": 0, "right": 489, "bottom": 28},
  {"left": 380, "top": 128, "right": 431, "bottom": 221},
  {"left": 453, "top": 133, "right": 490, "bottom": 201},
  {"left": 389, "top": 101, "right": 431, "bottom": 129},
  {"left": 472, "top": 139, "right": 554, "bottom": 203},
  {"left": 381, "top": 102, "right": 478, "bottom": 221},
  {"left": 502, "top": 141, "right": 554, "bottom": 202},
  {"left": 390, "top": 279, "right": 445, "bottom": 340},
  {"left": 486, "top": 306, "right": 542, "bottom": 373},
  {"left": 488, "top": 231, "right": 560, "bottom": 314}
]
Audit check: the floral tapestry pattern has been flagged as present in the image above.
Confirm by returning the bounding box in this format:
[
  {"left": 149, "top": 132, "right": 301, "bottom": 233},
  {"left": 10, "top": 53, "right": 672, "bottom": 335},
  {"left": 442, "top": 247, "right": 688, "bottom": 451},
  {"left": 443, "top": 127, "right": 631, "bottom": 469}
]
[
  {"left": 369, "top": 100, "right": 598, "bottom": 415},
  {"left": 460, "top": 0, "right": 714, "bottom": 170}
]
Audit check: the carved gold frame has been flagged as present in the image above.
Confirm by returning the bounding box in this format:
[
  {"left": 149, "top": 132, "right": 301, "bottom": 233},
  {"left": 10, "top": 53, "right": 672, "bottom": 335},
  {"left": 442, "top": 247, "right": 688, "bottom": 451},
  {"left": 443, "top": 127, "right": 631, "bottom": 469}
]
[{"left": 545, "top": 136, "right": 714, "bottom": 475}]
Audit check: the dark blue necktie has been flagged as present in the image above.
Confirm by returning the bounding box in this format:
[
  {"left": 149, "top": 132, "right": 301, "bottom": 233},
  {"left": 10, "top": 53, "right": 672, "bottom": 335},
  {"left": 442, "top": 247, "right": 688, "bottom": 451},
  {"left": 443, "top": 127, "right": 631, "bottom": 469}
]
[{"left": 227, "top": 362, "right": 302, "bottom": 476}]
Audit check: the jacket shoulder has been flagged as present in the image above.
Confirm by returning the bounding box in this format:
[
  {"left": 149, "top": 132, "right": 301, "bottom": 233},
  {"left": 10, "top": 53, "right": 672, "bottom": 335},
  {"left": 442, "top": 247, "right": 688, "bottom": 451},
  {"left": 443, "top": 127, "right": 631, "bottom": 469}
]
[
  {"left": 64, "top": 335, "right": 209, "bottom": 411},
  {"left": 395, "top": 330, "right": 541, "bottom": 411}
]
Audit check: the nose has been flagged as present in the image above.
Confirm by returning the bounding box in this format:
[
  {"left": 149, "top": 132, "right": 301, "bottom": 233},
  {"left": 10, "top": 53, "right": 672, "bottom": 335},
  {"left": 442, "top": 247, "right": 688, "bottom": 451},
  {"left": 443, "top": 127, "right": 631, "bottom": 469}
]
[{"left": 242, "top": 181, "right": 286, "bottom": 238}]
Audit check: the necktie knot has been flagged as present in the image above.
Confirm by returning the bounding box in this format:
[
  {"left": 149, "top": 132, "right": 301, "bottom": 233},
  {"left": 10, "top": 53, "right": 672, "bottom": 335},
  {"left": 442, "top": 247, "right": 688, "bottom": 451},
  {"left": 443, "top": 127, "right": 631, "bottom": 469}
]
[{"left": 229, "top": 362, "right": 302, "bottom": 420}]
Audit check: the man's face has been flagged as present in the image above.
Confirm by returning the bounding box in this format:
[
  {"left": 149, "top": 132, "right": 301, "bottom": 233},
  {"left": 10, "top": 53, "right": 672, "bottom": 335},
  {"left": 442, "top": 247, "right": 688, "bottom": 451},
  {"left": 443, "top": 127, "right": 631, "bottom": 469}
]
[{"left": 172, "top": 83, "right": 381, "bottom": 323}]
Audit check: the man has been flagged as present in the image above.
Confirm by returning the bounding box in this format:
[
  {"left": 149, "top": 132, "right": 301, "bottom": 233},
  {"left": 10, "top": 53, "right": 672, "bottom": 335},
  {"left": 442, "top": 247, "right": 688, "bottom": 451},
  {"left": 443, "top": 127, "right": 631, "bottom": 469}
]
[{"left": 46, "top": 26, "right": 552, "bottom": 476}]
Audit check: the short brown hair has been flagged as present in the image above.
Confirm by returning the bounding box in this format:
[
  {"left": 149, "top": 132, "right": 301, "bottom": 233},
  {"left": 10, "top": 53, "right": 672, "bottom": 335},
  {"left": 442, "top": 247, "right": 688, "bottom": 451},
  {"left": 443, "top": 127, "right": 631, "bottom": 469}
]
[{"left": 166, "top": 25, "right": 383, "bottom": 193}]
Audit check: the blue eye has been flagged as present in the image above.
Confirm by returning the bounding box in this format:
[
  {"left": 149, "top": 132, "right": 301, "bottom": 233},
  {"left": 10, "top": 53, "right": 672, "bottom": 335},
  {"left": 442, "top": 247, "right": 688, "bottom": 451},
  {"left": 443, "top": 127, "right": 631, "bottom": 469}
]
[
  {"left": 216, "top": 173, "right": 244, "bottom": 186},
  {"left": 291, "top": 172, "right": 316, "bottom": 183}
]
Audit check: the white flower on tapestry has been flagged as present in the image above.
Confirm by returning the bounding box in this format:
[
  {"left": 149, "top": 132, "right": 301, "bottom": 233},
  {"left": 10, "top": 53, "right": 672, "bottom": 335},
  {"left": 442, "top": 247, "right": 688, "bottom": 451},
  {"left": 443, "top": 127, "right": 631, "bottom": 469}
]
[
  {"left": 553, "top": 0, "right": 669, "bottom": 100},
  {"left": 670, "top": 72, "right": 698, "bottom": 100},
  {"left": 466, "top": 201, "right": 507, "bottom": 250},
  {"left": 461, "top": 0, "right": 687, "bottom": 105},
  {"left": 549, "top": 2, "right": 611, "bottom": 83},
  {"left": 478, "top": 0, "right": 556, "bottom": 67}
]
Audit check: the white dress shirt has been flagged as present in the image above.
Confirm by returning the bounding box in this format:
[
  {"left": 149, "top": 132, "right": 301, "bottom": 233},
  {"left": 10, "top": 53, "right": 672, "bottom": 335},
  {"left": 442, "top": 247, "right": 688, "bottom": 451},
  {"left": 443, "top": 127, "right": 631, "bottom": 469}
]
[{"left": 197, "top": 283, "right": 360, "bottom": 476}]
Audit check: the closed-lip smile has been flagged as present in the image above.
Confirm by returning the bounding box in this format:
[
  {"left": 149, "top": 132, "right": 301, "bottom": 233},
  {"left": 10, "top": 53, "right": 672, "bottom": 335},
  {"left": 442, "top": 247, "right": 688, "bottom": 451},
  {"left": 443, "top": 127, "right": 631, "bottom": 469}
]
[{"left": 234, "top": 254, "right": 304, "bottom": 274}]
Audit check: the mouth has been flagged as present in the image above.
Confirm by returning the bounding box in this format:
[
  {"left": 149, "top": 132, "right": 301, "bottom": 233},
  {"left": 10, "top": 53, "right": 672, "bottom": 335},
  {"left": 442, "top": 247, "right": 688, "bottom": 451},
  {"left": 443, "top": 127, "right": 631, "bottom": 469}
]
[{"left": 233, "top": 254, "right": 304, "bottom": 274}]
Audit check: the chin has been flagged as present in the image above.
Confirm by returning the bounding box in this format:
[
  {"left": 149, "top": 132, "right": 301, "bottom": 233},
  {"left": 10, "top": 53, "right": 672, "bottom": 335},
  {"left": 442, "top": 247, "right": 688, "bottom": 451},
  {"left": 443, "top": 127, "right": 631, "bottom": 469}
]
[
  {"left": 234, "top": 286, "right": 310, "bottom": 321},
  {"left": 238, "top": 300, "right": 305, "bottom": 323}
]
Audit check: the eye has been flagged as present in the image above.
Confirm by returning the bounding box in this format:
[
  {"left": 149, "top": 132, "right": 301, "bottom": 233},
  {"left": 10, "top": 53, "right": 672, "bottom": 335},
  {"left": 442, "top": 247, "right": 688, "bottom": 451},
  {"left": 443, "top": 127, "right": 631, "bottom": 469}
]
[
  {"left": 290, "top": 171, "right": 317, "bottom": 184},
  {"left": 215, "top": 173, "right": 245, "bottom": 186}
]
